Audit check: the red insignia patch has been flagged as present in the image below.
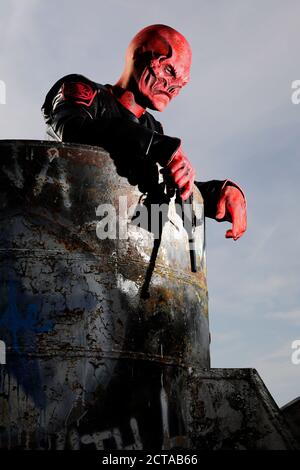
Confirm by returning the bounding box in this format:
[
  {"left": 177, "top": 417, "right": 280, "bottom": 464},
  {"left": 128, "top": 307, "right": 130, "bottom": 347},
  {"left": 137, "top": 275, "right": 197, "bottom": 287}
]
[{"left": 62, "top": 81, "right": 97, "bottom": 107}]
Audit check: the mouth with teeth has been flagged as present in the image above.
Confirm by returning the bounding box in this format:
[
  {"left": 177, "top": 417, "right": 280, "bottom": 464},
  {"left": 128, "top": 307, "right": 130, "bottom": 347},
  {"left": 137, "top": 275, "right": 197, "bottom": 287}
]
[
  {"left": 138, "top": 67, "right": 172, "bottom": 110},
  {"left": 153, "top": 89, "right": 171, "bottom": 98}
]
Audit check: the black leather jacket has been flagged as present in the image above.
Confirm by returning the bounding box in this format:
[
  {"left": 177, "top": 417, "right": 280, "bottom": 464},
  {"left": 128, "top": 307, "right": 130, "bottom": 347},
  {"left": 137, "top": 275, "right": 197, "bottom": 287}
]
[{"left": 42, "top": 74, "right": 231, "bottom": 219}]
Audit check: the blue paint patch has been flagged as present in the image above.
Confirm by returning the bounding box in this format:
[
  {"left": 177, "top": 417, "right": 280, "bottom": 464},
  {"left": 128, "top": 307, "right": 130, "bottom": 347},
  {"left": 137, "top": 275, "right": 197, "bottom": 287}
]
[
  {"left": 0, "top": 280, "right": 55, "bottom": 408},
  {"left": 0, "top": 281, "right": 54, "bottom": 353}
]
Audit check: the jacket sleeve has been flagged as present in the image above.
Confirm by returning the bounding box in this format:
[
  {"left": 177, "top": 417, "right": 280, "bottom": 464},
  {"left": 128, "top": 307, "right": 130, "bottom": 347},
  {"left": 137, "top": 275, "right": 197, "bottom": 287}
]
[{"left": 42, "top": 75, "right": 181, "bottom": 167}]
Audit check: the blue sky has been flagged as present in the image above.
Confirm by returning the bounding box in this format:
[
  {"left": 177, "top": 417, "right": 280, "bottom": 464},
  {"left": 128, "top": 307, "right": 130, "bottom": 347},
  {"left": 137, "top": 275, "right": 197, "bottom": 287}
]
[{"left": 0, "top": 0, "right": 299, "bottom": 407}]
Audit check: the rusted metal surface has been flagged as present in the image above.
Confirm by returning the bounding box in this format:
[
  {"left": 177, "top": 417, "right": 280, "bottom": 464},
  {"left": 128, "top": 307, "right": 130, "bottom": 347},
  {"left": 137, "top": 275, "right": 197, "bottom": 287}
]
[
  {"left": 184, "top": 368, "right": 298, "bottom": 450},
  {"left": 0, "top": 140, "right": 209, "bottom": 449},
  {"left": 281, "top": 397, "right": 300, "bottom": 446},
  {"left": 0, "top": 141, "right": 296, "bottom": 450}
]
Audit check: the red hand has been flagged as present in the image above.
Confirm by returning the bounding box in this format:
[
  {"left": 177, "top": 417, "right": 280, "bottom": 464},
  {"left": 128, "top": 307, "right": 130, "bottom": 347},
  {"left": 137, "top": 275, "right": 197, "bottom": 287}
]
[
  {"left": 166, "top": 146, "right": 195, "bottom": 200},
  {"left": 216, "top": 186, "right": 247, "bottom": 240}
]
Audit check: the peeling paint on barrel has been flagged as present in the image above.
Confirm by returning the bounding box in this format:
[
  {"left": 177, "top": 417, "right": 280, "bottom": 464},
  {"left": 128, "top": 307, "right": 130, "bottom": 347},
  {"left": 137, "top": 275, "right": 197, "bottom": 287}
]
[{"left": 0, "top": 140, "right": 209, "bottom": 449}]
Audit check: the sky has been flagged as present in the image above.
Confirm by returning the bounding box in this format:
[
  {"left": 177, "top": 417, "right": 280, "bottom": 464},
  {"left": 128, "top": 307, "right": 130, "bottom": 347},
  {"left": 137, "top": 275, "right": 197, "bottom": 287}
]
[{"left": 0, "top": 0, "right": 299, "bottom": 407}]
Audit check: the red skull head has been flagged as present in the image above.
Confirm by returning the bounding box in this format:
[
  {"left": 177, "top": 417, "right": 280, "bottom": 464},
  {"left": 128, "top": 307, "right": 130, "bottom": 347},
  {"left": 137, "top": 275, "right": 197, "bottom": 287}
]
[{"left": 120, "top": 24, "right": 192, "bottom": 112}]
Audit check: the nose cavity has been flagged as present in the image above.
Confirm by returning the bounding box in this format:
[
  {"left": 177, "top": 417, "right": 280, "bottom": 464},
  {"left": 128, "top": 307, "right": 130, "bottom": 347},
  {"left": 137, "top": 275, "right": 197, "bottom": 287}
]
[
  {"left": 161, "top": 77, "right": 168, "bottom": 88},
  {"left": 168, "top": 84, "right": 181, "bottom": 95}
]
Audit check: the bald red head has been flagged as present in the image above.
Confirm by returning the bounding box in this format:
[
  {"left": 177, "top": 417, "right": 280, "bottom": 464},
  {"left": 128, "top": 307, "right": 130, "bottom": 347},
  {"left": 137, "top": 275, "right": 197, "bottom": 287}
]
[{"left": 115, "top": 24, "right": 192, "bottom": 113}]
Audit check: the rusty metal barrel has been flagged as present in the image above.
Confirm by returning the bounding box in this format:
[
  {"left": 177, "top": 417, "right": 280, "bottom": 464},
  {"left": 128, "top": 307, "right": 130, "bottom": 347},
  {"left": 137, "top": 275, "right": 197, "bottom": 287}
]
[{"left": 0, "top": 140, "right": 209, "bottom": 450}]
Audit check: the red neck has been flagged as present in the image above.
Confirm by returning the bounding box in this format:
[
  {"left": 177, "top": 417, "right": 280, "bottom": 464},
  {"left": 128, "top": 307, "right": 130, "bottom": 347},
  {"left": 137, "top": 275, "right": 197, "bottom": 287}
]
[{"left": 110, "top": 85, "right": 145, "bottom": 118}]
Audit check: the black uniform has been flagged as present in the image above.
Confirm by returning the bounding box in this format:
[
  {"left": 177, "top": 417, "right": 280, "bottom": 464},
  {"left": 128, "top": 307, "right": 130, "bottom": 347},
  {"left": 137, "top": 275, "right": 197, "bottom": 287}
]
[{"left": 42, "top": 74, "right": 231, "bottom": 219}]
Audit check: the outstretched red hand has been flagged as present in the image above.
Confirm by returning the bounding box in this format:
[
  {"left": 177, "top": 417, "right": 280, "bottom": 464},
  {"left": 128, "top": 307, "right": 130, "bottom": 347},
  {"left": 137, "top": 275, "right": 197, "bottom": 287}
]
[{"left": 216, "top": 185, "right": 247, "bottom": 240}]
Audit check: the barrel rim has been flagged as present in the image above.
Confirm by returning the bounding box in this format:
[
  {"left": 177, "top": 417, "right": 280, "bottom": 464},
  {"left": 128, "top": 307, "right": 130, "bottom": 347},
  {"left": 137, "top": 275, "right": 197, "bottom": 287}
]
[{"left": 0, "top": 139, "right": 107, "bottom": 155}]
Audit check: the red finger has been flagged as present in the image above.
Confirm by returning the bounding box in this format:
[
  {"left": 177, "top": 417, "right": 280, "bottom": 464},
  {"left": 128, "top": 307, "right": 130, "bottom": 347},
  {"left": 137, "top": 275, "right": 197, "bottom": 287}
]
[
  {"left": 171, "top": 166, "right": 188, "bottom": 182},
  {"left": 180, "top": 182, "right": 193, "bottom": 201},
  {"left": 230, "top": 202, "right": 247, "bottom": 236},
  {"left": 227, "top": 202, "right": 240, "bottom": 237},
  {"left": 216, "top": 194, "right": 226, "bottom": 220},
  {"left": 168, "top": 154, "right": 187, "bottom": 171},
  {"left": 226, "top": 228, "right": 246, "bottom": 240},
  {"left": 174, "top": 170, "right": 191, "bottom": 188}
]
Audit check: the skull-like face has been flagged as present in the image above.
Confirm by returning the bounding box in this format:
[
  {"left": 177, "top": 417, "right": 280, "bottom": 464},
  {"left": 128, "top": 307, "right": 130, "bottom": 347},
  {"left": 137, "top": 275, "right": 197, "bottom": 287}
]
[{"left": 126, "top": 25, "right": 192, "bottom": 112}]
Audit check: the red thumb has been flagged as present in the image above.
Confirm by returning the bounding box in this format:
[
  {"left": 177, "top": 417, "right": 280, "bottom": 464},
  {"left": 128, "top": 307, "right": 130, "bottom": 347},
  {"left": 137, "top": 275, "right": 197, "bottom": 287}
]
[{"left": 216, "top": 196, "right": 226, "bottom": 220}]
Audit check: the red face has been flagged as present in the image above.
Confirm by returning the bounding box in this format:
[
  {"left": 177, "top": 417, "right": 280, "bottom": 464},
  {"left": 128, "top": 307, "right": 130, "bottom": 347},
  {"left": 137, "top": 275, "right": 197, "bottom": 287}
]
[
  {"left": 137, "top": 56, "right": 190, "bottom": 111},
  {"left": 129, "top": 27, "right": 192, "bottom": 112}
]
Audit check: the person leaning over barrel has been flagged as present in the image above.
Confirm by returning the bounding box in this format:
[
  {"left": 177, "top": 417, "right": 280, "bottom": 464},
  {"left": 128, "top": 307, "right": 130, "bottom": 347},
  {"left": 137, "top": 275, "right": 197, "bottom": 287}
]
[{"left": 42, "top": 24, "right": 247, "bottom": 240}]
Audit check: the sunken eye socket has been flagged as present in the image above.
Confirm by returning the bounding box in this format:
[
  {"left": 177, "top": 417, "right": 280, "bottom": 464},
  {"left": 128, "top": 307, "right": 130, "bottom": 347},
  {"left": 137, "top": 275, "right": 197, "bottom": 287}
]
[{"left": 164, "top": 65, "right": 176, "bottom": 77}]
